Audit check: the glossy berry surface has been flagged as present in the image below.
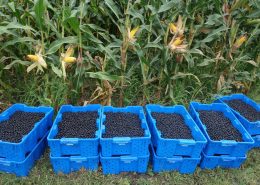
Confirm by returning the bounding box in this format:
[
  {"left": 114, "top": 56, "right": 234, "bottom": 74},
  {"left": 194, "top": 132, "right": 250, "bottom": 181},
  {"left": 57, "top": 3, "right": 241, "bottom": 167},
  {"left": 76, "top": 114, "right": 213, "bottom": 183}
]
[
  {"left": 0, "top": 111, "right": 45, "bottom": 143},
  {"left": 151, "top": 112, "right": 193, "bottom": 139},
  {"left": 55, "top": 111, "right": 98, "bottom": 139},
  {"left": 198, "top": 110, "right": 243, "bottom": 142},
  {"left": 224, "top": 99, "right": 260, "bottom": 122},
  {"left": 102, "top": 112, "right": 144, "bottom": 138}
]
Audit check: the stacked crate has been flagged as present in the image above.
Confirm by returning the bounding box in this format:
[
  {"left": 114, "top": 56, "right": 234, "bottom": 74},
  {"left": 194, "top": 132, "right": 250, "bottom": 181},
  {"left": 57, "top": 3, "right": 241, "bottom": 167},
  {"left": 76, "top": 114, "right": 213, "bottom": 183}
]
[
  {"left": 146, "top": 105, "right": 207, "bottom": 174},
  {"left": 215, "top": 94, "right": 260, "bottom": 148},
  {"left": 100, "top": 106, "right": 151, "bottom": 174},
  {"left": 189, "top": 102, "right": 254, "bottom": 169},
  {"left": 0, "top": 104, "right": 53, "bottom": 176},
  {"left": 48, "top": 105, "right": 101, "bottom": 174}
]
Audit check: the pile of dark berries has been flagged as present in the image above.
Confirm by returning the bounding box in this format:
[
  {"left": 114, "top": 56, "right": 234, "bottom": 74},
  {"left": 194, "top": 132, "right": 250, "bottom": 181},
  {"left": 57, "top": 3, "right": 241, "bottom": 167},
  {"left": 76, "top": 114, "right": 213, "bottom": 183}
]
[
  {"left": 151, "top": 112, "right": 193, "bottom": 139},
  {"left": 55, "top": 112, "right": 98, "bottom": 139},
  {"left": 102, "top": 112, "right": 144, "bottom": 138},
  {"left": 224, "top": 99, "right": 260, "bottom": 122},
  {"left": 198, "top": 110, "right": 243, "bottom": 142},
  {"left": 0, "top": 111, "right": 45, "bottom": 143}
]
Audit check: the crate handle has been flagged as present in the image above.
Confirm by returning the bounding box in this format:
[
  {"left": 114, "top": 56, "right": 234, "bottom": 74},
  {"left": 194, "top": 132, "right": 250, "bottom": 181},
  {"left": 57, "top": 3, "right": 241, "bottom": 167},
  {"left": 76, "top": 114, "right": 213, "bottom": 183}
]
[
  {"left": 120, "top": 156, "right": 137, "bottom": 163},
  {"left": 179, "top": 140, "right": 196, "bottom": 146},
  {"left": 60, "top": 138, "right": 79, "bottom": 145},
  {"left": 0, "top": 160, "right": 11, "bottom": 166},
  {"left": 167, "top": 157, "right": 183, "bottom": 163},
  {"left": 221, "top": 140, "right": 237, "bottom": 146},
  {"left": 70, "top": 157, "right": 87, "bottom": 163},
  {"left": 113, "top": 137, "right": 131, "bottom": 145},
  {"left": 222, "top": 156, "right": 236, "bottom": 162},
  {"left": 254, "top": 135, "right": 260, "bottom": 140}
]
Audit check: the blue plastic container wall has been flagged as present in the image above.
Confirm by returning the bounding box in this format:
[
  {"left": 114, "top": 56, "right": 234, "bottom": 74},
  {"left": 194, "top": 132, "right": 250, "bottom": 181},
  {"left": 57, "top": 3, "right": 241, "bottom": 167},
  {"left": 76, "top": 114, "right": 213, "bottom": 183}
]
[
  {"left": 200, "top": 152, "right": 246, "bottom": 169},
  {"left": 189, "top": 102, "right": 254, "bottom": 157},
  {"left": 145, "top": 104, "right": 207, "bottom": 158},
  {"left": 50, "top": 155, "right": 99, "bottom": 174},
  {"left": 100, "top": 153, "right": 149, "bottom": 174},
  {"left": 0, "top": 104, "right": 53, "bottom": 162},
  {"left": 215, "top": 94, "right": 260, "bottom": 135},
  {"left": 100, "top": 106, "right": 151, "bottom": 157},
  {"left": 150, "top": 145, "right": 201, "bottom": 174},
  {"left": 47, "top": 104, "right": 102, "bottom": 157},
  {"left": 0, "top": 131, "right": 49, "bottom": 177},
  {"left": 252, "top": 135, "right": 260, "bottom": 148}
]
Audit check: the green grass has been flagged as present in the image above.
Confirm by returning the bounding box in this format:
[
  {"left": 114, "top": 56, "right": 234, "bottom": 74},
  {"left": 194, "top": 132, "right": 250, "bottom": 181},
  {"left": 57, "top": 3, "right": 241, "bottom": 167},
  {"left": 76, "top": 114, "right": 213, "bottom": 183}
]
[{"left": 0, "top": 149, "right": 259, "bottom": 185}]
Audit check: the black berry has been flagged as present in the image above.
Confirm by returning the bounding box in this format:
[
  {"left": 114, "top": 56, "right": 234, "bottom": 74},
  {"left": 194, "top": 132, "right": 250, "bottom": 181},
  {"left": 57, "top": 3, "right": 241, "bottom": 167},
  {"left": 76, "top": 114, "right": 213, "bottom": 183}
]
[
  {"left": 0, "top": 111, "right": 45, "bottom": 143},
  {"left": 55, "top": 111, "right": 98, "bottom": 139},
  {"left": 102, "top": 112, "right": 144, "bottom": 138},
  {"left": 224, "top": 99, "right": 260, "bottom": 122},
  {"left": 151, "top": 112, "right": 193, "bottom": 139},
  {"left": 198, "top": 110, "right": 243, "bottom": 142}
]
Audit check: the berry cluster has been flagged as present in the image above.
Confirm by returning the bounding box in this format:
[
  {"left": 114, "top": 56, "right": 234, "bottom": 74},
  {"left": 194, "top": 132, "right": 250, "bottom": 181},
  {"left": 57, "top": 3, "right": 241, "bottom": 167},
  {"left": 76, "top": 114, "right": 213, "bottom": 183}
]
[
  {"left": 55, "top": 111, "right": 98, "bottom": 139},
  {"left": 224, "top": 99, "right": 260, "bottom": 122},
  {"left": 151, "top": 112, "right": 193, "bottom": 139},
  {"left": 198, "top": 110, "right": 243, "bottom": 142},
  {"left": 102, "top": 112, "right": 144, "bottom": 138},
  {"left": 0, "top": 111, "right": 45, "bottom": 143}
]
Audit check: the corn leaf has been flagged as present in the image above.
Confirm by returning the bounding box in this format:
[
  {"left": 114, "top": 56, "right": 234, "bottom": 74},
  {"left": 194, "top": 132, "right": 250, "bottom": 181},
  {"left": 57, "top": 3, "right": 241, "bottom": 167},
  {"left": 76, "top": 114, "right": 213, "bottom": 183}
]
[
  {"left": 87, "top": 72, "right": 121, "bottom": 82},
  {"left": 46, "top": 36, "right": 78, "bottom": 55},
  {"left": 34, "top": 0, "right": 46, "bottom": 29},
  {"left": 171, "top": 72, "right": 201, "bottom": 85},
  {"left": 158, "top": 0, "right": 181, "bottom": 13},
  {"left": 104, "top": 0, "right": 121, "bottom": 20},
  {"left": 201, "top": 26, "right": 228, "bottom": 43}
]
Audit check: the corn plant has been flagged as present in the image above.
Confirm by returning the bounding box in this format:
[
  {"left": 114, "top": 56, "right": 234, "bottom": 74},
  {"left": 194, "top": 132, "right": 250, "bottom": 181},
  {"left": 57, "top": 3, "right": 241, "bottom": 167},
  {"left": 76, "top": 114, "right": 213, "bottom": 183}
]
[{"left": 0, "top": 0, "right": 259, "bottom": 107}]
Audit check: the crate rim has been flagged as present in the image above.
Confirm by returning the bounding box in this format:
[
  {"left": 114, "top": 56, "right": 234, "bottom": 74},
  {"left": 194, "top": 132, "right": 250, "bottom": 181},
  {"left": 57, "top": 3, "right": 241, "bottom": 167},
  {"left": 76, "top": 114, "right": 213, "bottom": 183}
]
[
  {"left": 0, "top": 103, "right": 53, "bottom": 145},
  {"left": 47, "top": 104, "right": 102, "bottom": 141},
  {"left": 201, "top": 151, "right": 247, "bottom": 159},
  {"left": 216, "top": 93, "right": 260, "bottom": 124},
  {"left": 189, "top": 101, "right": 254, "bottom": 144},
  {"left": 100, "top": 105, "right": 151, "bottom": 140},
  {"left": 145, "top": 104, "right": 207, "bottom": 143}
]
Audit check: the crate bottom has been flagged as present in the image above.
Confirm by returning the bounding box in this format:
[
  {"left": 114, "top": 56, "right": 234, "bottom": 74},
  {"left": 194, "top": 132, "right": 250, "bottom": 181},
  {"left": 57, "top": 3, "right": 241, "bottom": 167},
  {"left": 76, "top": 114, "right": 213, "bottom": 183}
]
[
  {"left": 0, "top": 132, "right": 48, "bottom": 177},
  {"left": 151, "top": 146, "right": 200, "bottom": 174},
  {"left": 100, "top": 154, "right": 149, "bottom": 175},
  {"left": 50, "top": 155, "right": 99, "bottom": 174},
  {"left": 200, "top": 152, "right": 246, "bottom": 169}
]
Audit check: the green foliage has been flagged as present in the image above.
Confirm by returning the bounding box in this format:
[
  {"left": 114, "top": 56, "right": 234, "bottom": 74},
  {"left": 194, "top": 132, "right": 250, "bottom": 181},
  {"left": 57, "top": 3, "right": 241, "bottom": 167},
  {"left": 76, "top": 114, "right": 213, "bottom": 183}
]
[{"left": 0, "top": 0, "right": 259, "bottom": 107}]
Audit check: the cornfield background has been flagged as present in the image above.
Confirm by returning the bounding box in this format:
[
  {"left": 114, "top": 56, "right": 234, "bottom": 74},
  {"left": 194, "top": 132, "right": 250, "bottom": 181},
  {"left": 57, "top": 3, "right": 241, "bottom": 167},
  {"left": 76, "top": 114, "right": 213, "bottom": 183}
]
[
  {"left": 0, "top": 0, "right": 260, "bottom": 183},
  {"left": 0, "top": 0, "right": 259, "bottom": 109}
]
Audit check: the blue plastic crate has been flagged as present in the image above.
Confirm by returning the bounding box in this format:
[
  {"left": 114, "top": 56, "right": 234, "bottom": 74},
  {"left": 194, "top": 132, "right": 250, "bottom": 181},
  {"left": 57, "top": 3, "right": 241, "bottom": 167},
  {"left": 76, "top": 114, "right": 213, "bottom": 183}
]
[
  {"left": 252, "top": 135, "right": 260, "bottom": 148},
  {"left": 189, "top": 102, "right": 254, "bottom": 157},
  {"left": 100, "top": 106, "right": 151, "bottom": 157},
  {"left": 146, "top": 104, "right": 207, "bottom": 158},
  {"left": 100, "top": 153, "right": 149, "bottom": 175},
  {"left": 200, "top": 152, "right": 246, "bottom": 169},
  {"left": 151, "top": 145, "right": 200, "bottom": 174},
  {"left": 48, "top": 104, "right": 101, "bottom": 157},
  {"left": 215, "top": 94, "right": 260, "bottom": 135},
  {"left": 0, "top": 131, "right": 48, "bottom": 177},
  {"left": 50, "top": 155, "right": 99, "bottom": 174},
  {"left": 0, "top": 104, "right": 53, "bottom": 162}
]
